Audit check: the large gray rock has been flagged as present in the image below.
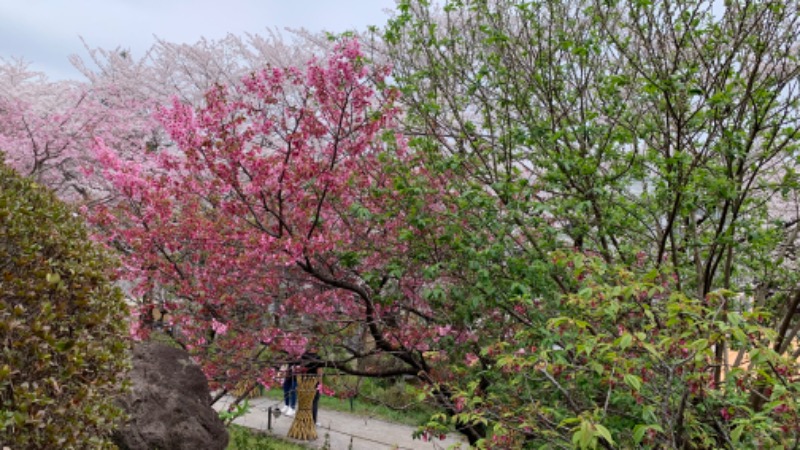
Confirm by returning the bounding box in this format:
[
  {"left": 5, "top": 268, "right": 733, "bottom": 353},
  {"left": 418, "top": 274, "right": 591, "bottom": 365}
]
[{"left": 112, "top": 341, "right": 228, "bottom": 450}]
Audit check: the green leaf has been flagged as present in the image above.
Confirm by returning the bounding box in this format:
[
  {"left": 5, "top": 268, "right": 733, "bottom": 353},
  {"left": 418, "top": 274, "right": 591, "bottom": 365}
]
[
  {"left": 624, "top": 373, "right": 643, "bottom": 391},
  {"left": 690, "top": 338, "right": 708, "bottom": 351},
  {"left": 633, "top": 424, "right": 663, "bottom": 443},
  {"left": 619, "top": 333, "right": 633, "bottom": 350},
  {"left": 633, "top": 425, "right": 647, "bottom": 443},
  {"left": 594, "top": 424, "right": 615, "bottom": 446},
  {"left": 578, "top": 420, "right": 594, "bottom": 449},
  {"left": 731, "top": 424, "right": 745, "bottom": 443},
  {"left": 732, "top": 327, "right": 748, "bottom": 343},
  {"left": 642, "top": 342, "right": 660, "bottom": 358}
]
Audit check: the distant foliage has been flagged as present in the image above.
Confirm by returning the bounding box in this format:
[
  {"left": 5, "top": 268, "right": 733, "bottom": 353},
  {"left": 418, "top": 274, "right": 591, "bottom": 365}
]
[
  {"left": 0, "top": 31, "right": 334, "bottom": 205},
  {"left": 0, "top": 59, "right": 158, "bottom": 204},
  {"left": 0, "top": 156, "right": 130, "bottom": 448}
]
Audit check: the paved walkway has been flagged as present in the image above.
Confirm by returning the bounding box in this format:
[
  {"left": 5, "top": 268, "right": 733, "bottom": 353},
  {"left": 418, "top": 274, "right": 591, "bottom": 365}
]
[{"left": 214, "top": 395, "right": 469, "bottom": 450}]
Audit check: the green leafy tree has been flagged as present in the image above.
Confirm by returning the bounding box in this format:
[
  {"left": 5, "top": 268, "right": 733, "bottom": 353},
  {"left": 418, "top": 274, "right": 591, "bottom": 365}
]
[
  {"left": 383, "top": 0, "right": 800, "bottom": 447},
  {"left": 0, "top": 155, "right": 130, "bottom": 448}
]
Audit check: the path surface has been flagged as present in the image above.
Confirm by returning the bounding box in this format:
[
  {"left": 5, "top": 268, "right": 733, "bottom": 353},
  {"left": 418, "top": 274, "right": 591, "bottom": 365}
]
[{"left": 214, "top": 395, "right": 469, "bottom": 450}]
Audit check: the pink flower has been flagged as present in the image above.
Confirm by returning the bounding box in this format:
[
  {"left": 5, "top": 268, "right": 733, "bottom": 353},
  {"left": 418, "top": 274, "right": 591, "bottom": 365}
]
[
  {"left": 129, "top": 319, "right": 145, "bottom": 341},
  {"left": 211, "top": 318, "right": 228, "bottom": 336},
  {"left": 774, "top": 404, "right": 789, "bottom": 415},
  {"left": 319, "top": 384, "right": 336, "bottom": 396}
]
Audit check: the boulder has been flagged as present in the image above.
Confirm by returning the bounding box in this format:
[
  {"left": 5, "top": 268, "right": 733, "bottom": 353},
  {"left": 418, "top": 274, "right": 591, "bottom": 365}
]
[{"left": 112, "top": 341, "right": 228, "bottom": 450}]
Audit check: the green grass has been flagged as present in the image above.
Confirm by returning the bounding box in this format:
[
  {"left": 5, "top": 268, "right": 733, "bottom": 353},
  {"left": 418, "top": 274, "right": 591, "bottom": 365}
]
[
  {"left": 317, "top": 390, "right": 433, "bottom": 426},
  {"left": 227, "top": 425, "right": 311, "bottom": 450},
  {"left": 259, "top": 380, "right": 435, "bottom": 428}
]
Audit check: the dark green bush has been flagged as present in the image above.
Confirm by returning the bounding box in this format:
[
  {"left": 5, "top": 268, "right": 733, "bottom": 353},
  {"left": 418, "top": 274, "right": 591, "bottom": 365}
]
[{"left": 0, "top": 157, "right": 130, "bottom": 449}]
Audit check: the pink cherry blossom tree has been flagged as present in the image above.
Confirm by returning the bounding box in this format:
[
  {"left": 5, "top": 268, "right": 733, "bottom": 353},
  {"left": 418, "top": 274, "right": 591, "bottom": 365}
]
[
  {"left": 0, "top": 58, "right": 159, "bottom": 203},
  {"left": 89, "top": 39, "right": 470, "bottom": 424}
]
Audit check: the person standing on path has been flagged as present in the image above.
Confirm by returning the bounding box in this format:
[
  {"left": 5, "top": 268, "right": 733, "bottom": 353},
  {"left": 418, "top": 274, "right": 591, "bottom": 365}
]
[{"left": 280, "top": 363, "right": 297, "bottom": 417}]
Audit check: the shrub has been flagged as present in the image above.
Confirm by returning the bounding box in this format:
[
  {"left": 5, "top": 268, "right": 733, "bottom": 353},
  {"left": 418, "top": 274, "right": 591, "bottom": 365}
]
[{"left": 0, "top": 156, "right": 130, "bottom": 448}]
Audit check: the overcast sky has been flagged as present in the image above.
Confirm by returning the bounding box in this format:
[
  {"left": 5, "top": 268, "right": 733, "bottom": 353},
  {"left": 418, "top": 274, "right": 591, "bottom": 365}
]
[{"left": 0, "top": 0, "right": 397, "bottom": 80}]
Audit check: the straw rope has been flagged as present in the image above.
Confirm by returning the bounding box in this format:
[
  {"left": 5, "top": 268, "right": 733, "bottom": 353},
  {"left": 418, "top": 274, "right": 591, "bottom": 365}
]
[
  {"left": 287, "top": 374, "right": 318, "bottom": 440},
  {"left": 229, "top": 380, "right": 262, "bottom": 399}
]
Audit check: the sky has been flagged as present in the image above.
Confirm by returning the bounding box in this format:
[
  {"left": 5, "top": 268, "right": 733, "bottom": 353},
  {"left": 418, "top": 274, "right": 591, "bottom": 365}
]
[{"left": 0, "top": 0, "right": 398, "bottom": 80}]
